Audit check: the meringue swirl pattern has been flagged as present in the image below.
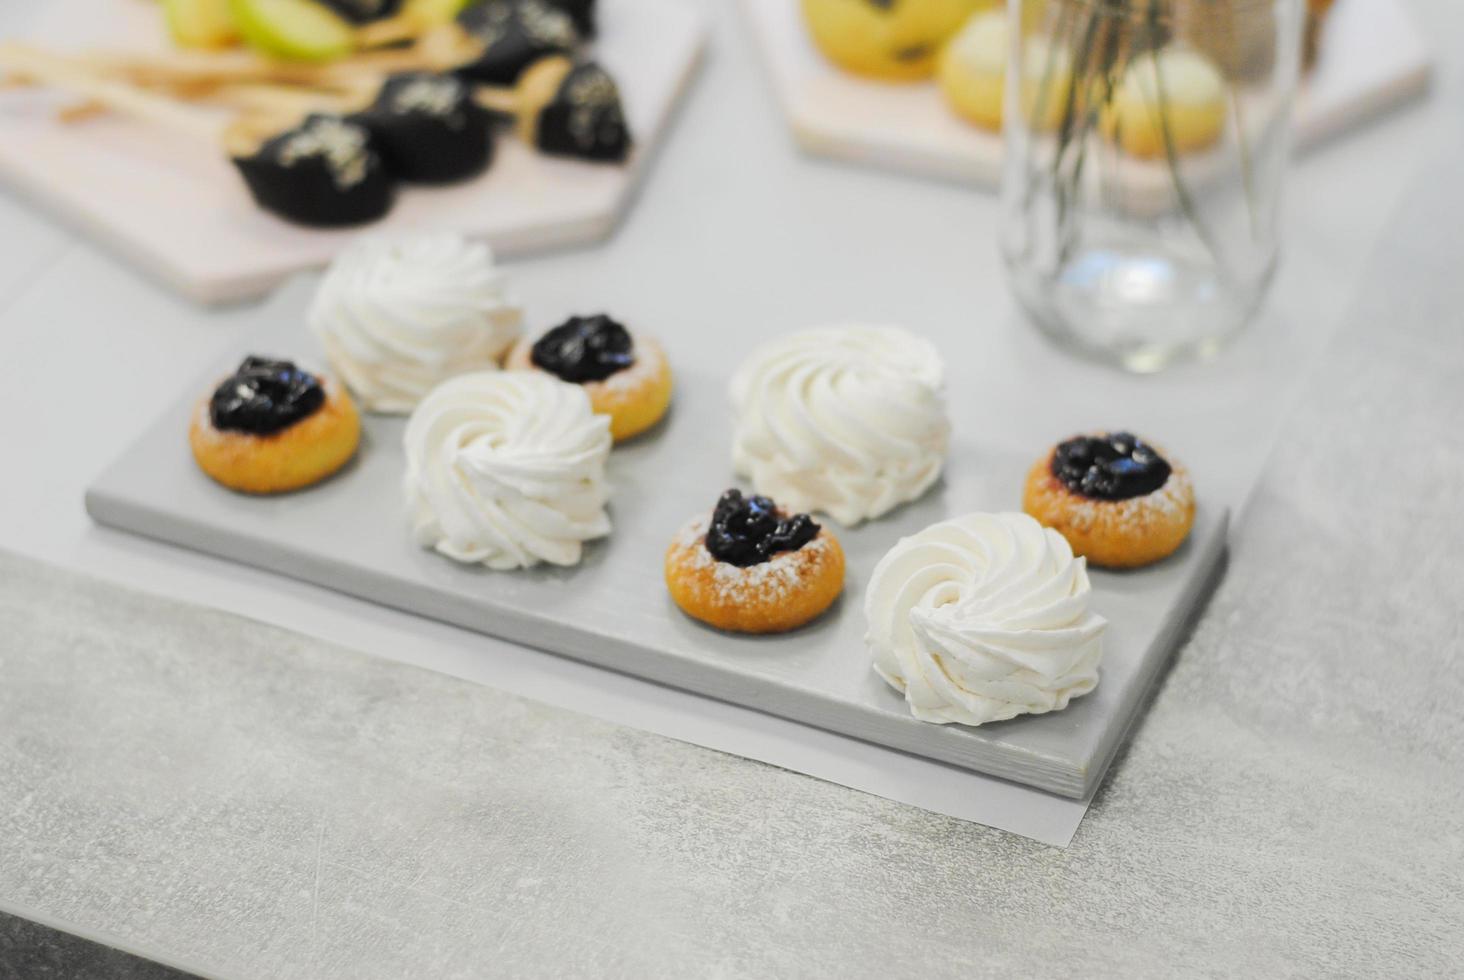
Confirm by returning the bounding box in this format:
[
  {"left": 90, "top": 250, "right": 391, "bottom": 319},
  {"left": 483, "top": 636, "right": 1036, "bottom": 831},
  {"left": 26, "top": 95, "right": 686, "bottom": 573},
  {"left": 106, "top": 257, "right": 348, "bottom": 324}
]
[
  {"left": 866, "top": 512, "right": 1107, "bottom": 726},
  {"left": 404, "top": 372, "right": 612, "bottom": 570},
  {"left": 730, "top": 325, "right": 950, "bottom": 525},
  {"left": 310, "top": 233, "right": 523, "bottom": 414}
]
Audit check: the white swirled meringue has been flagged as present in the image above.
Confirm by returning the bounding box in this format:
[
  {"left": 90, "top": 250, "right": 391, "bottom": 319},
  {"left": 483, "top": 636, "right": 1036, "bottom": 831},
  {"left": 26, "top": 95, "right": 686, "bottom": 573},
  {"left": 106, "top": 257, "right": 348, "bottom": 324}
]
[
  {"left": 730, "top": 325, "right": 950, "bottom": 525},
  {"left": 866, "top": 511, "right": 1107, "bottom": 726},
  {"left": 310, "top": 233, "right": 523, "bottom": 414},
  {"left": 403, "top": 372, "right": 612, "bottom": 570}
]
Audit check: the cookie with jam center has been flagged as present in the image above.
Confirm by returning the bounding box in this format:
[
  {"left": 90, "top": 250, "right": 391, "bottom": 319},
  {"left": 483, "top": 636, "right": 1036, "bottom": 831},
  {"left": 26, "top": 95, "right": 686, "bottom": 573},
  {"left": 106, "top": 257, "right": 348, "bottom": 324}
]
[
  {"left": 190, "top": 355, "right": 360, "bottom": 494},
  {"left": 505, "top": 313, "right": 672, "bottom": 442},
  {"left": 1022, "top": 431, "right": 1196, "bottom": 568},
  {"left": 665, "top": 489, "right": 846, "bottom": 634}
]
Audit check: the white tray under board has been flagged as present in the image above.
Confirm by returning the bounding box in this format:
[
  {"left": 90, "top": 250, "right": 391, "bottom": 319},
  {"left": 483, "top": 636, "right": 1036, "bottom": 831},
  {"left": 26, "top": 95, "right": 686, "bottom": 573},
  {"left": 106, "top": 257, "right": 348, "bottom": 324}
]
[
  {"left": 742, "top": 0, "right": 1431, "bottom": 187},
  {"left": 0, "top": 0, "right": 705, "bottom": 304},
  {"left": 84, "top": 317, "right": 1228, "bottom": 800}
]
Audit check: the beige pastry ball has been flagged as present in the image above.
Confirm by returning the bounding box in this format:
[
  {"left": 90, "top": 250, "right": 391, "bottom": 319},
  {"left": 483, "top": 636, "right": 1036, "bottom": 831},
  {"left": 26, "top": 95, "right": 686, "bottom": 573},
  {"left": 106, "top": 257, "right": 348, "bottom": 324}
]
[
  {"left": 938, "top": 8, "right": 1072, "bottom": 132},
  {"left": 1104, "top": 47, "right": 1228, "bottom": 158},
  {"left": 802, "top": 0, "right": 988, "bottom": 81}
]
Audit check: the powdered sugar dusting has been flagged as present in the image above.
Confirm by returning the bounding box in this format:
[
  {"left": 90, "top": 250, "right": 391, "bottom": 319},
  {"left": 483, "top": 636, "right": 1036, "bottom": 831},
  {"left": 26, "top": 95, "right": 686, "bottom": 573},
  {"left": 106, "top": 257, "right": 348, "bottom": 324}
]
[
  {"left": 672, "top": 516, "right": 835, "bottom": 605},
  {"left": 1039, "top": 454, "right": 1195, "bottom": 535},
  {"left": 594, "top": 334, "right": 665, "bottom": 396}
]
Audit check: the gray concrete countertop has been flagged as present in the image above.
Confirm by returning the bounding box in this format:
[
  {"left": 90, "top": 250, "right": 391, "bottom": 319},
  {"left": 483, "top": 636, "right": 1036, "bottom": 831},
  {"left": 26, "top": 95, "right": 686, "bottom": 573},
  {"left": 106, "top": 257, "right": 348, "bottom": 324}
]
[{"left": 1, "top": 0, "right": 1462, "bottom": 974}]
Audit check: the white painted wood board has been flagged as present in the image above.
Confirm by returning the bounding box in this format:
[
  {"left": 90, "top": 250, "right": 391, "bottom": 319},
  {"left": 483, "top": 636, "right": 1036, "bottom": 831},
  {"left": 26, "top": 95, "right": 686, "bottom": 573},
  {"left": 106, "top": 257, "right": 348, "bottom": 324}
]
[
  {"left": 86, "top": 316, "right": 1229, "bottom": 799},
  {"left": 0, "top": 0, "right": 706, "bottom": 304},
  {"left": 742, "top": 0, "right": 1431, "bottom": 186}
]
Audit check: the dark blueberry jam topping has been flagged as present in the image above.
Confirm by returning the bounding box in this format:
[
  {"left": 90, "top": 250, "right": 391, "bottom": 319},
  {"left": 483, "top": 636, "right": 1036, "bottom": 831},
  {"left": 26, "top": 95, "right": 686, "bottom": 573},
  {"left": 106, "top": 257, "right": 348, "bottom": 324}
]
[
  {"left": 530, "top": 314, "right": 634, "bottom": 383},
  {"left": 209, "top": 356, "right": 325, "bottom": 435},
  {"left": 1052, "top": 432, "right": 1172, "bottom": 501},
  {"left": 705, "top": 489, "right": 821, "bottom": 568}
]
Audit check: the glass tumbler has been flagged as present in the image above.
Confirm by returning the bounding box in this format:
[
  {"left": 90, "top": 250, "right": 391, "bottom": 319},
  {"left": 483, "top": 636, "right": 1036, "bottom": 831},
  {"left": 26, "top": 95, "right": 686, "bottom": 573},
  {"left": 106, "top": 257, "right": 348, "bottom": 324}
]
[{"left": 1000, "top": 0, "right": 1305, "bottom": 372}]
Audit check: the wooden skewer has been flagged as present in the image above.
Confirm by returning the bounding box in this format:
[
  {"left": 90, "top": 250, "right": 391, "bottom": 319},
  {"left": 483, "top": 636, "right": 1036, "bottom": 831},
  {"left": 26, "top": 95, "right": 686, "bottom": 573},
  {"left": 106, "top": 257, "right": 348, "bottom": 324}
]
[
  {"left": 186, "top": 59, "right": 549, "bottom": 146},
  {"left": 88, "top": 29, "right": 480, "bottom": 91},
  {"left": 0, "top": 43, "right": 397, "bottom": 227},
  {"left": 56, "top": 100, "right": 108, "bottom": 124},
  {"left": 0, "top": 42, "right": 227, "bottom": 143},
  {"left": 354, "top": 3, "right": 504, "bottom": 53},
  {"left": 0, "top": 45, "right": 296, "bottom": 154},
  {"left": 471, "top": 54, "right": 569, "bottom": 144},
  {"left": 472, "top": 84, "right": 516, "bottom": 115},
  {"left": 355, "top": 13, "right": 428, "bottom": 50},
  {"left": 48, "top": 89, "right": 327, "bottom": 126},
  {"left": 166, "top": 57, "right": 539, "bottom": 133},
  {"left": 200, "top": 78, "right": 376, "bottom": 117}
]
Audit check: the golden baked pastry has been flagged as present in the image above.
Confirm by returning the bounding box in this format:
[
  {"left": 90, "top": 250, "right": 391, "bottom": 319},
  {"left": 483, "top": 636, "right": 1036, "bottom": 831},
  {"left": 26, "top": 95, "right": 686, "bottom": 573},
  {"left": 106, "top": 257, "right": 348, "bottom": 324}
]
[
  {"left": 938, "top": 9, "right": 1006, "bottom": 128},
  {"left": 190, "top": 356, "right": 360, "bottom": 494},
  {"left": 666, "top": 490, "right": 845, "bottom": 634},
  {"left": 938, "top": 9, "right": 1073, "bottom": 132},
  {"left": 1022, "top": 431, "right": 1196, "bottom": 568},
  {"left": 506, "top": 314, "right": 672, "bottom": 443}
]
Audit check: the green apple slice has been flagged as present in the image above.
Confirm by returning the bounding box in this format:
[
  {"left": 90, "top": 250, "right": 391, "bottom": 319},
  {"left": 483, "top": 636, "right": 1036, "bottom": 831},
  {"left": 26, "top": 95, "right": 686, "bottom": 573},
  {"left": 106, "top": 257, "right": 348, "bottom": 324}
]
[
  {"left": 229, "top": 0, "right": 356, "bottom": 61},
  {"left": 165, "top": 0, "right": 238, "bottom": 48}
]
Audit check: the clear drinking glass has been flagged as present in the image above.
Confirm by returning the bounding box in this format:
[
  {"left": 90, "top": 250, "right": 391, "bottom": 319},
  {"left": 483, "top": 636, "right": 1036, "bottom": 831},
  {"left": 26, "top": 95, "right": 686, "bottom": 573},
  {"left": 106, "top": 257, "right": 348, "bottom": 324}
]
[{"left": 1000, "top": 0, "right": 1305, "bottom": 372}]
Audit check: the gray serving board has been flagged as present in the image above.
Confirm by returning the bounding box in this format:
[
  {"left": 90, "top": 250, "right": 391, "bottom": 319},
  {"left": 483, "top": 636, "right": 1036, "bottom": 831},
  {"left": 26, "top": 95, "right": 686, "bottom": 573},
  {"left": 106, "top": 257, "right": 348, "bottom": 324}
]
[{"left": 86, "top": 346, "right": 1227, "bottom": 799}]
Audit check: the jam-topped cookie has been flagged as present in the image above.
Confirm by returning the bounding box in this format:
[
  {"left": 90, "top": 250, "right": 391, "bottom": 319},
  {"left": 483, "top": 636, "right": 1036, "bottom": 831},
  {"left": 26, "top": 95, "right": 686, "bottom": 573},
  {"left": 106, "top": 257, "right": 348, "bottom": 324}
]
[
  {"left": 530, "top": 312, "right": 634, "bottom": 382},
  {"left": 1023, "top": 431, "right": 1196, "bottom": 568},
  {"left": 190, "top": 356, "right": 360, "bottom": 494},
  {"left": 665, "top": 489, "right": 845, "bottom": 634},
  {"left": 506, "top": 314, "right": 672, "bottom": 442}
]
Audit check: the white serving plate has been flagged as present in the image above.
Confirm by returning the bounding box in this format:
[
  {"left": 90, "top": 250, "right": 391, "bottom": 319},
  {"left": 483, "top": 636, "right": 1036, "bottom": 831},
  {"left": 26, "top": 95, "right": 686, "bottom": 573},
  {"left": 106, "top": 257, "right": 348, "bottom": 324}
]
[
  {"left": 0, "top": 0, "right": 706, "bottom": 304},
  {"left": 85, "top": 315, "right": 1228, "bottom": 799},
  {"left": 742, "top": 0, "right": 1431, "bottom": 187}
]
